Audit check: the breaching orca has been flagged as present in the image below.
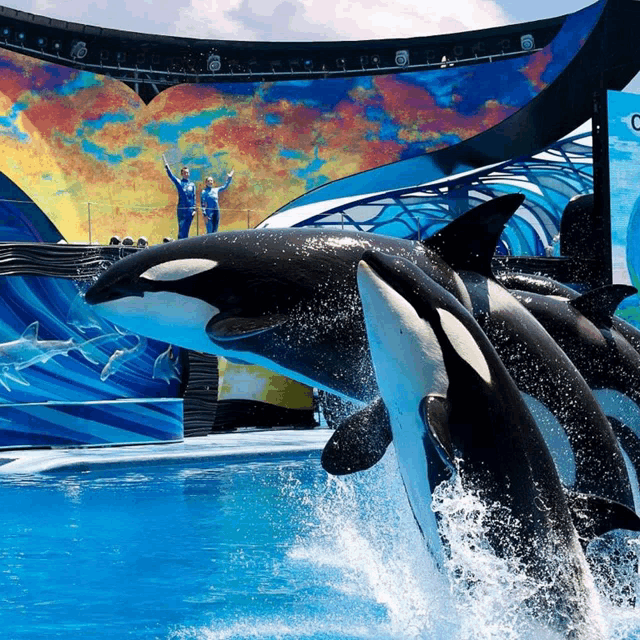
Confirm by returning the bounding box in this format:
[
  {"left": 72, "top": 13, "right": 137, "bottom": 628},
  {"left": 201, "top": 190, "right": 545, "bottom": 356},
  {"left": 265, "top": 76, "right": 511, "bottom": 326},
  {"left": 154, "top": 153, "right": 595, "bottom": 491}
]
[
  {"left": 84, "top": 195, "right": 632, "bottom": 508},
  {"left": 356, "top": 250, "right": 639, "bottom": 637},
  {"left": 508, "top": 284, "right": 640, "bottom": 508}
]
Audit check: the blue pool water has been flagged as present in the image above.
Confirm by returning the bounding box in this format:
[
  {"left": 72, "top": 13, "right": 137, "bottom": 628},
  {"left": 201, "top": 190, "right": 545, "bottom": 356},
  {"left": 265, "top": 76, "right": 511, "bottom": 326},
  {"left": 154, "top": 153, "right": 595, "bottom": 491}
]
[{"left": 2, "top": 445, "right": 640, "bottom": 639}]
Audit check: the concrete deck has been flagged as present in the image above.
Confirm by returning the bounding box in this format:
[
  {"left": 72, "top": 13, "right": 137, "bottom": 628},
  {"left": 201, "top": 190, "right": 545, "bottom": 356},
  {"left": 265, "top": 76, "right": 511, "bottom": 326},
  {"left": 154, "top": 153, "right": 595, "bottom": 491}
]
[{"left": 0, "top": 428, "right": 333, "bottom": 474}]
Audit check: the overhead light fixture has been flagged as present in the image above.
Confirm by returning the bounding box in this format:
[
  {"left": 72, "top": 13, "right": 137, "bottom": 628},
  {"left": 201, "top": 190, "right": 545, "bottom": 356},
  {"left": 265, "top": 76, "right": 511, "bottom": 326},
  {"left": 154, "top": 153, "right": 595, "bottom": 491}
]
[
  {"left": 70, "top": 40, "right": 88, "bottom": 60},
  {"left": 1, "top": 27, "right": 11, "bottom": 39},
  {"left": 370, "top": 54, "right": 381, "bottom": 67},
  {"left": 337, "top": 57, "right": 346, "bottom": 70},
  {"left": 453, "top": 45, "right": 464, "bottom": 58},
  {"left": 359, "top": 55, "right": 368, "bottom": 68},
  {"left": 303, "top": 59, "right": 313, "bottom": 71},
  {"left": 52, "top": 40, "right": 62, "bottom": 52},
  {"left": 395, "top": 49, "right": 409, "bottom": 67},
  {"left": 207, "top": 53, "right": 221, "bottom": 72},
  {"left": 116, "top": 51, "right": 126, "bottom": 63},
  {"left": 16, "top": 31, "right": 25, "bottom": 42},
  {"left": 36, "top": 36, "right": 47, "bottom": 49},
  {"left": 520, "top": 34, "right": 535, "bottom": 51},
  {"left": 100, "top": 49, "right": 109, "bottom": 61}
]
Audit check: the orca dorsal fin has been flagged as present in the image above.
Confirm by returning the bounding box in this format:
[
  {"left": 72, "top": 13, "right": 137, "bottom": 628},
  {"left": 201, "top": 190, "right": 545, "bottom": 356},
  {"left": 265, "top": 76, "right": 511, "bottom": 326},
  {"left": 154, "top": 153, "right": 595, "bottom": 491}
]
[
  {"left": 566, "top": 490, "right": 640, "bottom": 549},
  {"left": 425, "top": 193, "right": 525, "bottom": 277},
  {"left": 569, "top": 285, "right": 637, "bottom": 329},
  {"left": 321, "top": 397, "right": 392, "bottom": 475},
  {"left": 20, "top": 321, "right": 39, "bottom": 342},
  {"left": 420, "top": 394, "right": 456, "bottom": 471}
]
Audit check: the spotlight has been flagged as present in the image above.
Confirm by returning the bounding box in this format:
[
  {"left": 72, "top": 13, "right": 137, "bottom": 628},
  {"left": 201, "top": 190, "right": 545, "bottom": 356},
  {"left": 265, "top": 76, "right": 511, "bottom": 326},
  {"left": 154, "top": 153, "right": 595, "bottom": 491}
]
[
  {"left": 151, "top": 54, "right": 160, "bottom": 65},
  {"left": 136, "top": 53, "right": 146, "bottom": 65},
  {"left": 36, "top": 36, "right": 47, "bottom": 49},
  {"left": 336, "top": 57, "right": 346, "bottom": 70},
  {"left": 425, "top": 50, "right": 436, "bottom": 62},
  {"left": 520, "top": 34, "right": 535, "bottom": 51},
  {"left": 122, "top": 236, "right": 134, "bottom": 246},
  {"left": 370, "top": 54, "right": 381, "bottom": 67},
  {"left": 471, "top": 41, "right": 485, "bottom": 56},
  {"left": 453, "top": 45, "right": 464, "bottom": 58},
  {"left": 395, "top": 49, "right": 409, "bottom": 67},
  {"left": 108, "top": 235, "right": 121, "bottom": 245},
  {"left": 1, "top": 27, "right": 10, "bottom": 39},
  {"left": 136, "top": 236, "right": 148, "bottom": 248},
  {"left": 289, "top": 58, "right": 302, "bottom": 70},
  {"left": 16, "top": 32, "right": 25, "bottom": 42},
  {"left": 303, "top": 59, "right": 313, "bottom": 71},
  {"left": 100, "top": 49, "right": 109, "bottom": 61},
  {"left": 116, "top": 51, "right": 126, "bottom": 63},
  {"left": 207, "top": 53, "right": 221, "bottom": 72},
  {"left": 163, "top": 236, "right": 174, "bottom": 243},
  {"left": 359, "top": 55, "right": 368, "bottom": 68},
  {"left": 52, "top": 40, "right": 62, "bottom": 52},
  {"left": 70, "top": 40, "right": 88, "bottom": 60},
  {"left": 498, "top": 38, "right": 511, "bottom": 52}
]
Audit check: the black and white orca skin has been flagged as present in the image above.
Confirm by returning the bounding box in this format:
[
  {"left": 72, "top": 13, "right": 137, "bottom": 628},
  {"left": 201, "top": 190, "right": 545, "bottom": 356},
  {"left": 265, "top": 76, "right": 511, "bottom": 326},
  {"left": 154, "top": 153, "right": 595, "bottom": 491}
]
[
  {"left": 356, "top": 251, "right": 631, "bottom": 638},
  {"left": 85, "top": 227, "right": 468, "bottom": 405},
  {"left": 508, "top": 286, "right": 640, "bottom": 508},
  {"left": 456, "top": 272, "right": 634, "bottom": 510},
  {"left": 85, "top": 195, "right": 631, "bottom": 507},
  {"left": 495, "top": 270, "right": 640, "bottom": 356}
]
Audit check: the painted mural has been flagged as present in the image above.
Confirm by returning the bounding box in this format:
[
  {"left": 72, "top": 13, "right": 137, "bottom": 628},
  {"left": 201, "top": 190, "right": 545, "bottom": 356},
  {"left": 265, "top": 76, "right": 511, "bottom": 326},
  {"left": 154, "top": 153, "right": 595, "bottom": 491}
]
[
  {"left": 608, "top": 90, "right": 640, "bottom": 327},
  {"left": 0, "top": 1, "right": 603, "bottom": 244}
]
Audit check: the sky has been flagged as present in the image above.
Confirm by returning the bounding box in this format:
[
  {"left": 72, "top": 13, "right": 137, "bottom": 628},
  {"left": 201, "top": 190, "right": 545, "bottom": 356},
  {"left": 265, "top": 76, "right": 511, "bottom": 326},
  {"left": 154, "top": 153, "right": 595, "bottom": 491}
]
[
  {"left": 0, "top": 0, "right": 609, "bottom": 41},
  {"left": 2, "top": 0, "right": 639, "bottom": 90}
]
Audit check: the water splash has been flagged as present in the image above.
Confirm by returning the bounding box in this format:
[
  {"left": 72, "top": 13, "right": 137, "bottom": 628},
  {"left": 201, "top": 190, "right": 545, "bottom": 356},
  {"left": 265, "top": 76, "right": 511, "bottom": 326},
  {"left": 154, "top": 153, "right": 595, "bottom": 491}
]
[{"left": 174, "top": 447, "right": 640, "bottom": 640}]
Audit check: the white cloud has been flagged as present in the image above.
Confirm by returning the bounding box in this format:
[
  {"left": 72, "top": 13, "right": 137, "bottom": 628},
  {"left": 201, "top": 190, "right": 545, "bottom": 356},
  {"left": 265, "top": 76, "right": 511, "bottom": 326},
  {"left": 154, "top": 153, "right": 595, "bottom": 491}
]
[
  {"left": 4, "top": 0, "right": 510, "bottom": 41},
  {"left": 173, "top": 0, "right": 510, "bottom": 41}
]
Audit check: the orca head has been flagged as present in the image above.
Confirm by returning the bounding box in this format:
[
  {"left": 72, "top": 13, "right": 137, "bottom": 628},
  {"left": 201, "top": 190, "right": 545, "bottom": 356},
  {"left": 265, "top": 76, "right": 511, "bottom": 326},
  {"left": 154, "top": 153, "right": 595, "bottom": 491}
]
[
  {"left": 357, "top": 251, "right": 495, "bottom": 465},
  {"left": 356, "top": 253, "right": 449, "bottom": 419},
  {"left": 85, "top": 234, "right": 286, "bottom": 354}
]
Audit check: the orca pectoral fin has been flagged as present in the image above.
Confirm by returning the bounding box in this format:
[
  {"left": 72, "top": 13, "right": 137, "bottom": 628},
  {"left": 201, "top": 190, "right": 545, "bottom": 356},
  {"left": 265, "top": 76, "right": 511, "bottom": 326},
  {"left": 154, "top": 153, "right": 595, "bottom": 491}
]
[
  {"left": 566, "top": 490, "right": 640, "bottom": 547},
  {"left": 206, "top": 314, "right": 288, "bottom": 341},
  {"left": 425, "top": 193, "right": 525, "bottom": 277},
  {"left": 321, "top": 397, "right": 392, "bottom": 476},
  {"left": 570, "top": 285, "right": 638, "bottom": 329},
  {"left": 420, "top": 395, "right": 455, "bottom": 471}
]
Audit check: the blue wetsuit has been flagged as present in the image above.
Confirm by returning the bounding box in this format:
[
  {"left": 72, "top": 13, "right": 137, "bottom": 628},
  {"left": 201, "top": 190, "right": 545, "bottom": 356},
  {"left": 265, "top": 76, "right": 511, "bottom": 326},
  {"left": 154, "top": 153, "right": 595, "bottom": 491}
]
[
  {"left": 200, "top": 174, "right": 233, "bottom": 233},
  {"left": 166, "top": 166, "right": 196, "bottom": 239}
]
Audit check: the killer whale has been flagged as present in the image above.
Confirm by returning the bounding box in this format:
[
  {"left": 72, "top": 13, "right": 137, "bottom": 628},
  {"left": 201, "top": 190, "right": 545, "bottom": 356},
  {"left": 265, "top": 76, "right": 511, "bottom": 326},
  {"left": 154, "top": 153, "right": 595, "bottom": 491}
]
[
  {"left": 356, "top": 251, "right": 639, "bottom": 637},
  {"left": 506, "top": 285, "right": 640, "bottom": 504},
  {"left": 84, "top": 195, "right": 633, "bottom": 508}
]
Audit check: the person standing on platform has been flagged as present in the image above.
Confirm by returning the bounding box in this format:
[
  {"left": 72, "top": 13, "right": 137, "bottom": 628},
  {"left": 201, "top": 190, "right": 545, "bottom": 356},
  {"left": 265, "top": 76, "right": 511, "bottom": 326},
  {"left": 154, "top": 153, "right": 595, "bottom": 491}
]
[
  {"left": 164, "top": 155, "right": 197, "bottom": 239},
  {"left": 201, "top": 170, "right": 234, "bottom": 233}
]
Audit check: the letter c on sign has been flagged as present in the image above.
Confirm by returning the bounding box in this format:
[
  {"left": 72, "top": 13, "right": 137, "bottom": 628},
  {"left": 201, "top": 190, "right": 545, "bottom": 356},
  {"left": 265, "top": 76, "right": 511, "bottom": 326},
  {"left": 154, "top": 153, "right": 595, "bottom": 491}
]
[{"left": 632, "top": 114, "right": 640, "bottom": 131}]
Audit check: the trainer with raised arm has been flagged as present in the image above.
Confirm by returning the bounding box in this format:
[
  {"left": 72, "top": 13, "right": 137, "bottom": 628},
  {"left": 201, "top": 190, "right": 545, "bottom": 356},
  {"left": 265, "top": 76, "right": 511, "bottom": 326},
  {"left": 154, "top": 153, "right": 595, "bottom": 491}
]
[
  {"left": 201, "top": 170, "right": 234, "bottom": 233},
  {"left": 164, "top": 155, "right": 197, "bottom": 239}
]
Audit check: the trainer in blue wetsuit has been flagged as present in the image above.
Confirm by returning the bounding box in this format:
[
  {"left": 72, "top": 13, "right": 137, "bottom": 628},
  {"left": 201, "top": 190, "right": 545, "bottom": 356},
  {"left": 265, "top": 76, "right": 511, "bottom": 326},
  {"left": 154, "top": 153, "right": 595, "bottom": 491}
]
[
  {"left": 200, "top": 170, "right": 234, "bottom": 233},
  {"left": 164, "top": 158, "right": 197, "bottom": 239}
]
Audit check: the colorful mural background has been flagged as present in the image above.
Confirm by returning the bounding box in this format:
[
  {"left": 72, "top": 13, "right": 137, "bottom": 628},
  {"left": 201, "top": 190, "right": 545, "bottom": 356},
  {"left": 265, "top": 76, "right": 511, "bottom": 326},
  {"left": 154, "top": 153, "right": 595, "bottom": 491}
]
[{"left": 0, "top": 0, "right": 602, "bottom": 244}]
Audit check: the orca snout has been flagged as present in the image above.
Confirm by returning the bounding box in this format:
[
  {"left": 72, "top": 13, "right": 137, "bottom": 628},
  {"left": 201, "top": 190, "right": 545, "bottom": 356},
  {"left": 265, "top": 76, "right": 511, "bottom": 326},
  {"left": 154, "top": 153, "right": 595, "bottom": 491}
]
[{"left": 85, "top": 276, "right": 142, "bottom": 305}]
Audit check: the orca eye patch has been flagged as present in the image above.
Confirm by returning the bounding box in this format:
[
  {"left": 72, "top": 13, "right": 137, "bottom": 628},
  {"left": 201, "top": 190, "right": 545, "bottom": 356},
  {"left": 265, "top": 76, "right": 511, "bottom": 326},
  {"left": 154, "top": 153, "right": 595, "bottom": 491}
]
[
  {"left": 140, "top": 259, "right": 218, "bottom": 282},
  {"left": 436, "top": 308, "right": 492, "bottom": 385}
]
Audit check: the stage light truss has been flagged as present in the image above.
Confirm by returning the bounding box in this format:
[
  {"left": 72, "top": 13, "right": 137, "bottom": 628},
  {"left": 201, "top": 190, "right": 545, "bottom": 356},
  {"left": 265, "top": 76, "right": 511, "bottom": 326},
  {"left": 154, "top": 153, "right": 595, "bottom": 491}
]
[{"left": 0, "top": 32, "right": 543, "bottom": 87}]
